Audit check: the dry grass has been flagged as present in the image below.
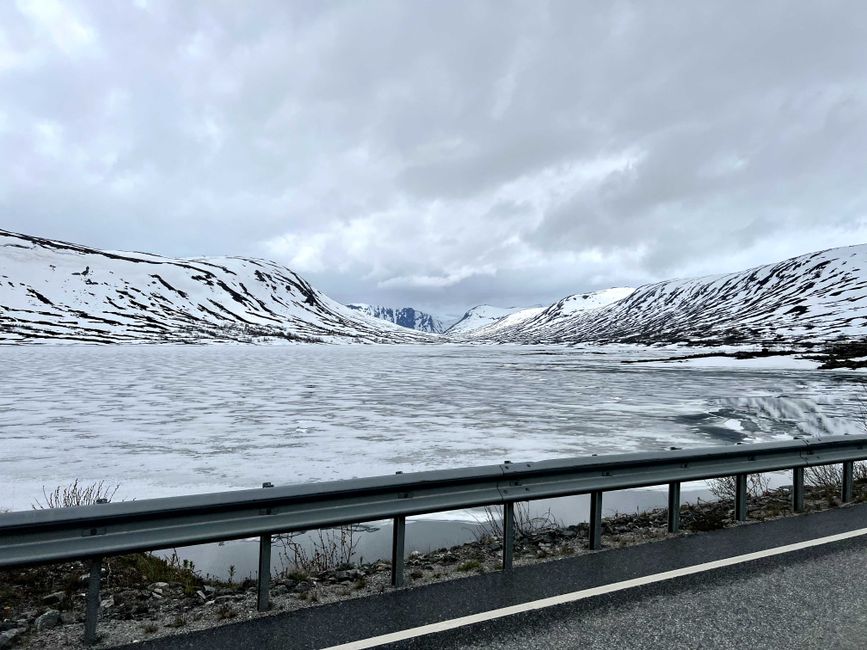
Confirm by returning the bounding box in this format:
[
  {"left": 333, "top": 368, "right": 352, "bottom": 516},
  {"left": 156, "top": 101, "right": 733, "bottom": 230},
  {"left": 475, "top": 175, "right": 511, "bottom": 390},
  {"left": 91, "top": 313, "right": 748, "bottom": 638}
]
[
  {"left": 472, "top": 502, "right": 562, "bottom": 542},
  {"left": 275, "top": 526, "right": 361, "bottom": 575},
  {"left": 806, "top": 462, "right": 867, "bottom": 494},
  {"left": 33, "top": 479, "right": 119, "bottom": 509},
  {"left": 708, "top": 473, "right": 771, "bottom": 501}
]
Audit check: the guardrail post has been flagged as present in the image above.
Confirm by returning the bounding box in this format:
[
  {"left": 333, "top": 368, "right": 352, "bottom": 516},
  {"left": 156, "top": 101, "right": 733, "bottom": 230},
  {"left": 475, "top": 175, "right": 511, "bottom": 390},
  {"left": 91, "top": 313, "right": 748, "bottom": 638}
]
[
  {"left": 792, "top": 467, "right": 805, "bottom": 512},
  {"left": 735, "top": 474, "right": 748, "bottom": 522},
  {"left": 84, "top": 556, "right": 101, "bottom": 645},
  {"left": 257, "top": 533, "right": 272, "bottom": 611},
  {"left": 589, "top": 491, "right": 603, "bottom": 549},
  {"left": 843, "top": 461, "right": 855, "bottom": 502},
  {"left": 391, "top": 471, "right": 406, "bottom": 587},
  {"left": 667, "top": 481, "right": 681, "bottom": 533},
  {"left": 391, "top": 514, "right": 406, "bottom": 587},
  {"left": 257, "top": 482, "right": 273, "bottom": 612},
  {"left": 502, "top": 502, "right": 515, "bottom": 571}
]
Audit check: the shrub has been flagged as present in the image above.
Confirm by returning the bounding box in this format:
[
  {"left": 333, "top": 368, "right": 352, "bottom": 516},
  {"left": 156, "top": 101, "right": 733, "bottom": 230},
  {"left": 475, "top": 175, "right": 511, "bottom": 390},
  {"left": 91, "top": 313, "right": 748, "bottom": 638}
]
[
  {"left": 806, "top": 462, "right": 867, "bottom": 495},
  {"left": 275, "top": 526, "right": 361, "bottom": 575},
  {"left": 472, "top": 502, "right": 561, "bottom": 542},
  {"left": 708, "top": 474, "right": 770, "bottom": 501},
  {"left": 456, "top": 560, "right": 481, "bottom": 572},
  {"left": 33, "top": 479, "right": 119, "bottom": 509}
]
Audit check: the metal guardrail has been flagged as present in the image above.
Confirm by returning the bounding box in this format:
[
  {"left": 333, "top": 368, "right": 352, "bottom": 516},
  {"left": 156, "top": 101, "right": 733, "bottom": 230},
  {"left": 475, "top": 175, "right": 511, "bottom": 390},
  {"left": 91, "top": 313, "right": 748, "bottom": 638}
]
[{"left": 2, "top": 434, "right": 866, "bottom": 643}]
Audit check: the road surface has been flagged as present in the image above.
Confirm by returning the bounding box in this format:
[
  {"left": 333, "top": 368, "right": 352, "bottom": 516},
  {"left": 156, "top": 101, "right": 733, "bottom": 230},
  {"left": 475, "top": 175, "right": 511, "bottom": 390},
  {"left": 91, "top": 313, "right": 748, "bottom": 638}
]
[{"left": 121, "top": 503, "right": 867, "bottom": 650}]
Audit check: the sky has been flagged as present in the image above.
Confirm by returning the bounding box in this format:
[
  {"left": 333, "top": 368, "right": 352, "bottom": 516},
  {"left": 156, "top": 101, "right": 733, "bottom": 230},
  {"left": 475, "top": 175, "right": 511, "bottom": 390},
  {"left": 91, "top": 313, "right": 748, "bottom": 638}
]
[{"left": 2, "top": 1, "right": 867, "bottom": 322}]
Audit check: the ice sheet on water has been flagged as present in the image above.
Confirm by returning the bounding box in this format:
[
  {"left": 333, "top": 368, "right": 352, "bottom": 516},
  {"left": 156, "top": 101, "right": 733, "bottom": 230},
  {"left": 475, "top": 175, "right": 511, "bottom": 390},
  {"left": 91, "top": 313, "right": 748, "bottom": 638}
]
[{"left": 0, "top": 344, "right": 863, "bottom": 511}]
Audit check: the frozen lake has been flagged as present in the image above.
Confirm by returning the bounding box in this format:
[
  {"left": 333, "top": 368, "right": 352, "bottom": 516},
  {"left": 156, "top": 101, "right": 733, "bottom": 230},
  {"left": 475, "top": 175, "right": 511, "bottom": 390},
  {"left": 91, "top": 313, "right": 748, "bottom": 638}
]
[{"left": 0, "top": 343, "right": 864, "bottom": 512}]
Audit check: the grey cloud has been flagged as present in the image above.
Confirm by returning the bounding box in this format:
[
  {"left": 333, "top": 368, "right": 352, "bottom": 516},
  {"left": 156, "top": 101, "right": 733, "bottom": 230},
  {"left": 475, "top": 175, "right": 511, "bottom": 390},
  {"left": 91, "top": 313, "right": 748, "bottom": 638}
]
[{"left": 2, "top": 0, "right": 867, "bottom": 316}]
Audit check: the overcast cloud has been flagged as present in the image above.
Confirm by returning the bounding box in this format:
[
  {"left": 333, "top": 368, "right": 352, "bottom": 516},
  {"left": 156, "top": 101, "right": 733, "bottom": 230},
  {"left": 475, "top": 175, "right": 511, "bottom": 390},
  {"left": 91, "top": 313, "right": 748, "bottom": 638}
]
[{"left": 2, "top": 1, "right": 867, "bottom": 320}]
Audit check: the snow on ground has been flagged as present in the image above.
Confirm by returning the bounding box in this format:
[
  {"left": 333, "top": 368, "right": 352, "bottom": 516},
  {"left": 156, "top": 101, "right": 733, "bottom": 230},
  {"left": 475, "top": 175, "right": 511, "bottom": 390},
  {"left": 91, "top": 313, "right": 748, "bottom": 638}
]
[
  {"left": 646, "top": 355, "right": 821, "bottom": 370},
  {"left": 467, "top": 307, "right": 545, "bottom": 338},
  {"left": 537, "top": 287, "right": 636, "bottom": 318},
  {"left": 444, "top": 305, "right": 536, "bottom": 335}
]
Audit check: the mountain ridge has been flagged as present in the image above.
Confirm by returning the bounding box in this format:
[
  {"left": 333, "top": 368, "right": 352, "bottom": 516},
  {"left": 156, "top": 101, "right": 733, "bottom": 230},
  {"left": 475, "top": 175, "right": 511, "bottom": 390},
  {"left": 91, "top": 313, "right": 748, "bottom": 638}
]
[
  {"left": 3, "top": 228, "right": 866, "bottom": 346},
  {"left": 468, "top": 245, "right": 867, "bottom": 345},
  {"left": 444, "top": 305, "right": 537, "bottom": 335},
  {"left": 0, "top": 229, "right": 434, "bottom": 344}
]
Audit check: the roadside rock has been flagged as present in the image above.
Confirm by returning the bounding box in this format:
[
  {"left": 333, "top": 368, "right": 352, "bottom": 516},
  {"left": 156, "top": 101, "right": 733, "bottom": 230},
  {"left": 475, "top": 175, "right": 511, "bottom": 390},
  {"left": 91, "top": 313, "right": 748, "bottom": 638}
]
[
  {"left": 40, "top": 592, "right": 65, "bottom": 607},
  {"left": 0, "top": 628, "right": 25, "bottom": 648},
  {"left": 35, "top": 610, "right": 60, "bottom": 632}
]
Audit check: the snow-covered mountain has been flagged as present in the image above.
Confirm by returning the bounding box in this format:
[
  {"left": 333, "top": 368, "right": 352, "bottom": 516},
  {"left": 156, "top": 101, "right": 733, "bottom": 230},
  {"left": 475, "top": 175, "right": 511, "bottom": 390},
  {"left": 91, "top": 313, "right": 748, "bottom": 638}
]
[
  {"left": 469, "top": 245, "right": 867, "bottom": 345},
  {"left": 4, "top": 229, "right": 865, "bottom": 347},
  {"left": 345, "top": 304, "right": 444, "bottom": 333},
  {"left": 0, "top": 229, "right": 435, "bottom": 344},
  {"left": 459, "top": 306, "right": 544, "bottom": 338},
  {"left": 460, "top": 288, "right": 634, "bottom": 340},
  {"left": 444, "top": 305, "right": 537, "bottom": 336}
]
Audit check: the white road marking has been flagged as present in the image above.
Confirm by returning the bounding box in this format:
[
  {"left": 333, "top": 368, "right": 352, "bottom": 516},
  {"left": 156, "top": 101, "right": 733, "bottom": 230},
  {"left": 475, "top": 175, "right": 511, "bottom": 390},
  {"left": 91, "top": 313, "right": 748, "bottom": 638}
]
[{"left": 323, "top": 526, "right": 867, "bottom": 649}]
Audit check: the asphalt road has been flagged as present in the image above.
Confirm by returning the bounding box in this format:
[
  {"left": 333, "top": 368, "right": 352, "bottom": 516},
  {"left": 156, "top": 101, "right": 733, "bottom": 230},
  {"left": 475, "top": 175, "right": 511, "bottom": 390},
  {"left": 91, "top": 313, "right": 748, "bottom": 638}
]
[
  {"left": 123, "top": 504, "right": 867, "bottom": 650},
  {"left": 389, "top": 536, "right": 867, "bottom": 650}
]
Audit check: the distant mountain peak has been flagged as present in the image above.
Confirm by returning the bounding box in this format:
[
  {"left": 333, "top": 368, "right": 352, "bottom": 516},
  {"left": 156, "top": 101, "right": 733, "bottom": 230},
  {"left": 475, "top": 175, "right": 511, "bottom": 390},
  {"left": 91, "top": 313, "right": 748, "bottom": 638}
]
[
  {"left": 444, "top": 304, "right": 536, "bottom": 335},
  {"left": 345, "top": 304, "right": 444, "bottom": 334}
]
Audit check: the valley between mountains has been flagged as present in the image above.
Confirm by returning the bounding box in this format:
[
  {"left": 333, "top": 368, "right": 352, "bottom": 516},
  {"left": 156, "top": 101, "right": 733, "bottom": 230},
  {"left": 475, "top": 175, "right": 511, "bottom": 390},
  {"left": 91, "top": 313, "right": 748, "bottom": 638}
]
[{"left": 2, "top": 227, "right": 866, "bottom": 349}]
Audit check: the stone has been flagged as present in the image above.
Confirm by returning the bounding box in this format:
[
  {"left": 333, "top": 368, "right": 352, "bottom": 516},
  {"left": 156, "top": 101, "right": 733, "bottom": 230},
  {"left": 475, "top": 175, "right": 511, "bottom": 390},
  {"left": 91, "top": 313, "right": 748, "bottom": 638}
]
[
  {"left": 100, "top": 596, "right": 115, "bottom": 609},
  {"left": 35, "top": 609, "right": 60, "bottom": 632},
  {"left": 202, "top": 585, "right": 216, "bottom": 595},
  {"left": 148, "top": 582, "right": 169, "bottom": 591},
  {"left": 0, "top": 629, "right": 22, "bottom": 649},
  {"left": 213, "top": 595, "right": 244, "bottom": 604},
  {"left": 41, "top": 592, "right": 66, "bottom": 607}
]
